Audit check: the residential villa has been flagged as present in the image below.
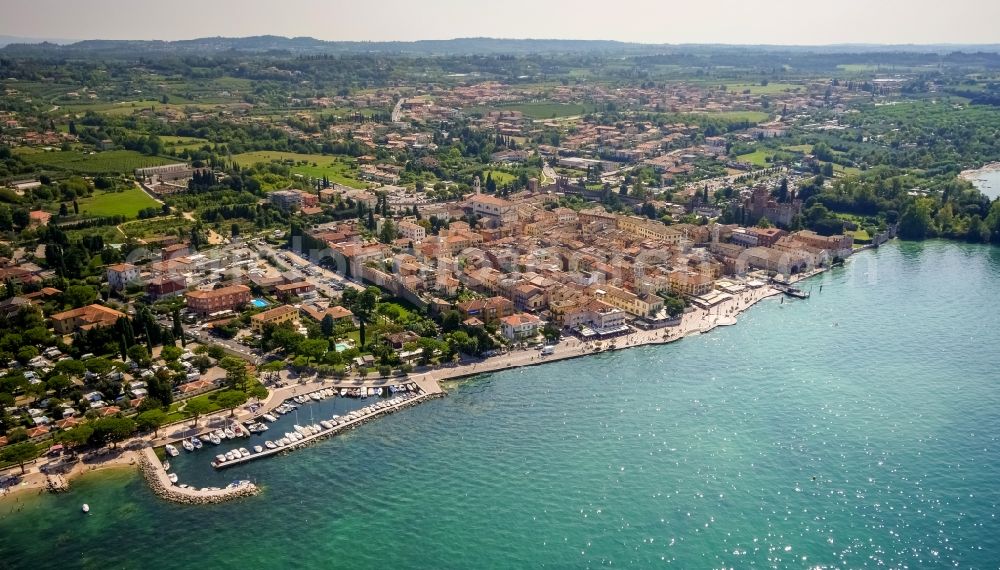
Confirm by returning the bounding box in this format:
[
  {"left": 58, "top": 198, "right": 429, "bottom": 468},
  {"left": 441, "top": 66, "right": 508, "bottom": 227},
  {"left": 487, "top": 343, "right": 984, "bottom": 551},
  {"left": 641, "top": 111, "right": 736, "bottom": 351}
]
[
  {"left": 250, "top": 304, "right": 299, "bottom": 332},
  {"left": 51, "top": 304, "right": 125, "bottom": 334}
]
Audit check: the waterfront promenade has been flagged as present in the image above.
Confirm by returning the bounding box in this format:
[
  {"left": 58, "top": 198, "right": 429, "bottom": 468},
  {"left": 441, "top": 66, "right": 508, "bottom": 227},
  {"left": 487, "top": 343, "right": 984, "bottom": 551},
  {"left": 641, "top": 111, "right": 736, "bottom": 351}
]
[{"left": 1, "top": 270, "right": 821, "bottom": 503}]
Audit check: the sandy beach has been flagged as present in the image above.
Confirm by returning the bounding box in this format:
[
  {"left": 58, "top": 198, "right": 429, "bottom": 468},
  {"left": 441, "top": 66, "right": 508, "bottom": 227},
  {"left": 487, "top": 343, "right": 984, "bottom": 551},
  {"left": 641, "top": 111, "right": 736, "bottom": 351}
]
[
  {"left": 0, "top": 269, "right": 824, "bottom": 502},
  {"left": 959, "top": 161, "right": 1000, "bottom": 182}
]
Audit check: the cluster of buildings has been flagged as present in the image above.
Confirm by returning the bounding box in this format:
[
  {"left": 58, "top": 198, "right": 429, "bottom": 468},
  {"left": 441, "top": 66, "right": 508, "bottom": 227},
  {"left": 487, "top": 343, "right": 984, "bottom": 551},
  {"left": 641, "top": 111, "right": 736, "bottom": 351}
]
[{"left": 292, "top": 184, "right": 854, "bottom": 342}]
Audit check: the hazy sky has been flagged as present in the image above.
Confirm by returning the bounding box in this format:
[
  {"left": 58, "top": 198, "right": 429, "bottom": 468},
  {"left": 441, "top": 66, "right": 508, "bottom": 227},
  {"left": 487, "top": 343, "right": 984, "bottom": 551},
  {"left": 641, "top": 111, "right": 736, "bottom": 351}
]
[{"left": 3, "top": 0, "right": 999, "bottom": 45}]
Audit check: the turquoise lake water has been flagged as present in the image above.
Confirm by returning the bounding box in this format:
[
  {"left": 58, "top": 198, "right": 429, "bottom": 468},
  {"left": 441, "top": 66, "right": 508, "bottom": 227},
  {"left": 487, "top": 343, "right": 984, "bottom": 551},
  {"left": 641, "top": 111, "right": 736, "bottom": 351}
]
[
  {"left": 1, "top": 240, "right": 999, "bottom": 569},
  {"left": 969, "top": 167, "right": 1000, "bottom": 200}
]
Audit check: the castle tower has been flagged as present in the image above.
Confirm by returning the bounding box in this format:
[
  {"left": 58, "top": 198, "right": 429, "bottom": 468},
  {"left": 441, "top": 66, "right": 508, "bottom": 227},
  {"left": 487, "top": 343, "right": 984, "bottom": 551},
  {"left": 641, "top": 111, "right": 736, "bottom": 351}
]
[{"left": 474, "top": 176, "right": 481, "bottom": 195}]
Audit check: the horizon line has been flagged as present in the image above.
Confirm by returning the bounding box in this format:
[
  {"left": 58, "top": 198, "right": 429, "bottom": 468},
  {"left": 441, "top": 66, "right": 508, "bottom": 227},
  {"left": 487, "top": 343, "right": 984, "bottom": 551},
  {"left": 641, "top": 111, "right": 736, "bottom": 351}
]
[{"left": 3, "top": 34, "right": 1000, "bottom": 49}]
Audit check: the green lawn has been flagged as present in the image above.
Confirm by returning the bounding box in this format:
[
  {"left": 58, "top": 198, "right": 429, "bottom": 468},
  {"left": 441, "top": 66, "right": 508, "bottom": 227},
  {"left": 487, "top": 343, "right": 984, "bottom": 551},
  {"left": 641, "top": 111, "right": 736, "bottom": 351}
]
[
  {"left": 165, "top": 391, "right": 224, "bottom": 424},
  {"left": 736, "top": 149, "right": 773, "bottom": 167},
  {"left": 833, "top": 163, "right": 862, "bottom": 177},
  {"left": 483, "top": 170, "right": 515, "bottom": 185},
  {"left": 231, "top": 151, "right": 367, "bottom": 189},
  {"left": 847, "top": 229, "right": 872, "bottom": 244},
  {"left": 75, "top": 186, "right": 161, "bottom": 218},
  {"left": 19, "top": 149, "right": 176, "bottom": 175}
]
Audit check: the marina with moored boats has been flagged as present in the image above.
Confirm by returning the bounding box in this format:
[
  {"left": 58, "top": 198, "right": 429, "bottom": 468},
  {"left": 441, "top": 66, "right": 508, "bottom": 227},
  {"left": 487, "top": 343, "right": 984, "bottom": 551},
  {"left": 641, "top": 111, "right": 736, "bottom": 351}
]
[{"left": 150, "top": 382, "right": 438, "bottom": 497}]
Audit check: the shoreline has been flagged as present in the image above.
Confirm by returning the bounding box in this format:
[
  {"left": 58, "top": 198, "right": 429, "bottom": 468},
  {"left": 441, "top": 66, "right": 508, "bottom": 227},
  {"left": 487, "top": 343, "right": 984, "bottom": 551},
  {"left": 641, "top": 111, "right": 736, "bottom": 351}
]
[
  {"left": 0, "top": 267, "right": 829, "bottom": 505},
  {"left": 959, "top": 161, "right": 1000, "bottom": 182},
  {"left": 419, "top": 267, "right": 827, "bottom": 388},
  {"left": 1, "top": 452, "right": 139, "bottom": 504}
]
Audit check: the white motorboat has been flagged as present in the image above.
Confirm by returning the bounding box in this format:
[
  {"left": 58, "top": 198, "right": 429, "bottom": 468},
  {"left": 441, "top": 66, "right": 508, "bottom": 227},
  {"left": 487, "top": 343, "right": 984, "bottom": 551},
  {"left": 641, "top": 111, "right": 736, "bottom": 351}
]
[
  {"left": 253, "top": 445, "right": 263, "bottom": 453},
  {"left": 262, "top": 414, "right": 278, "bottom": 423},
  {"left": 215, "top": 454, "right": 227, "bottom": 463},
  {"left": 320, "top": 420, "right": 333, "bottom": 430},
  {"left": 213, "top": 429, "right": 226, "bottom": 440},
  {"left": 168, "top": 473, "right": 178, "bottom": 484},
  {"left": 293, "top": 424, "right": 306, "bottom": 434},
  {"left": 209, "top": 433, "right": 221, "bottom": 445},
  {"left": 192, "top": 437, "right": 203, "bottom": 450},
  {"left": 276, "top": 438, "right": 287, "bottom": 447},
  {"left": 264, "top": 440, "right": 277, "bottom": 449},
  {"left": 181, "top": 439, "right": 194, "bottom": 452},
  {"left": 238, "top": 447, "right": 250, "bottom": 458},
  {"left": 223, "top": 428, "right": 235, "bottom": 439},
  {"left": 164, "top": 444, "right": 179, "bottom": 457},
  {"left": 310, "top": 392, "right": 321, "bottom": 401},
  {"left": 163, "top": 461, "right": 170, "bottom": 471},
  {"left": 82, "top": 504, "right": 89, "bottom": 513},
  {"left": 225, "top": 450, "right": 237, "bottom": 461}
]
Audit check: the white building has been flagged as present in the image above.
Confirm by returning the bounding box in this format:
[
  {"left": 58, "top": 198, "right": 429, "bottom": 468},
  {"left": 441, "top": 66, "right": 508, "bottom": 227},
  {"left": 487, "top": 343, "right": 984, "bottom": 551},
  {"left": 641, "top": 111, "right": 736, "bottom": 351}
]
[
  {"left": 106, "top": 263, "right": 140, "bottom": 291},
  {"left": 470, "top": 194, "right": 517, "bottom": 225},
  {"left": 500, "top": 312, "right": 543, "bottom": 341},
  {"left": 397, "top": 220, "right": 426, "bottom": 242}
]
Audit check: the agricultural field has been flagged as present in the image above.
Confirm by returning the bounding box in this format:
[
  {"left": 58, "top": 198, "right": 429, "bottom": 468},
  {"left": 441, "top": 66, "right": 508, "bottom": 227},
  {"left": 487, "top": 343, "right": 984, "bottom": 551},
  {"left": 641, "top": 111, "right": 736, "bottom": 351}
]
[
  {"left": 119, "top": 216, "right": 192, "bottom": 239},
  {"left": 161, "top": 136, "right": 211, "bottom": 153},
  {"left": 17, "top": 149, "right": 176, "bottom": 175},
  {"left": 468, "top": 102, "right": 596, "bottom": 120},
  {"left": 75, "top": 185, "right": 161, "bottom": 218},
  {"left": 689, "top": 110, "right": 770, "bottom": 123},
  {"left": 231, "top": 151, "right": 367, "bottom": 189},
  {"left": 782, "top": 144, "right": 814, "bottom": 154},
  {"left": 722, "top": 82, "right": 803, "bottom": 95}
]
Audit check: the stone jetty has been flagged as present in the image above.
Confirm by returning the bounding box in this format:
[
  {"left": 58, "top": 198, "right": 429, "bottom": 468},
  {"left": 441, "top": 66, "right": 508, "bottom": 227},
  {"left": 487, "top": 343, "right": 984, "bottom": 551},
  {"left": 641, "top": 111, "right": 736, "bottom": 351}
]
[{"left": 138, "top": 448, "right": 259, "bottom": 505}]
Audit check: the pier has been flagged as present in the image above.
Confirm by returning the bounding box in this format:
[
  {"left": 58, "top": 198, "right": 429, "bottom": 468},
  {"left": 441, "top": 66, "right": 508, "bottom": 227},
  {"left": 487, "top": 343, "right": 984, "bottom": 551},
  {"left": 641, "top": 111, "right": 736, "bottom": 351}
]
[
  {"left": 139, "top": 448, "right": 259, "bottom": 504},
  {"left": 213, "top": 389, "right": 437, "bottom": 469}
]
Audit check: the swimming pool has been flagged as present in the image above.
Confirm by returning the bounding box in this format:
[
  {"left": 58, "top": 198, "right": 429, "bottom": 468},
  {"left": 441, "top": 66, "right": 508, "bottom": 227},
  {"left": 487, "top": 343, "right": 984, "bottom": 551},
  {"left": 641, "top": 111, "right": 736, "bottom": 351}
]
[{"left": 251, "top": 299, "right": 269, "bottom": 308}]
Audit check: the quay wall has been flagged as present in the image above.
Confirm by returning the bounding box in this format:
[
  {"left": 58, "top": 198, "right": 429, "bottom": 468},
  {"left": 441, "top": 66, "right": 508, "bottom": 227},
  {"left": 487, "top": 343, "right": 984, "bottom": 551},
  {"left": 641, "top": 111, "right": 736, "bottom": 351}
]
[{"left": 138, "top": 448, "right": 259, "bottom": 505}]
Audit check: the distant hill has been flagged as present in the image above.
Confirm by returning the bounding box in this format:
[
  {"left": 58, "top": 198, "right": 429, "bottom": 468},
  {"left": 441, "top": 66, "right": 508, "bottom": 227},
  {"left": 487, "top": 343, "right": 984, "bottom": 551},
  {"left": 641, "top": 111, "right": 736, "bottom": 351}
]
[
  {"left": 0, "top": 35, "right": 75, "bottom": 47},
  {"left": 1, "top": 36, "right": 999, "bottom": 57}
]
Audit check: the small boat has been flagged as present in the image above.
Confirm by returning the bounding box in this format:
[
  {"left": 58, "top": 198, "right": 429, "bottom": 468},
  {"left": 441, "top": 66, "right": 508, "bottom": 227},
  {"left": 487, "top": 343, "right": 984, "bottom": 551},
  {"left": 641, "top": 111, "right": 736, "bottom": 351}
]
[
  {"left": 225, "top": 450, "right": 237, "bottom": 461},
  {"left": 168, "top": 473, "right": 178, "bottom": 484},
  {"left": 238, "top": 447, "right": 250, "bottom": 458},
  {"left": 209, "top": 433, "right": 222, "bottom": 445},
  {"left": 264, "top": 440, "right": 277, "bottom": 449},
  {"left": 320, "top": 420, "right": 333, "bottom": 430},
  {"left": 293, "top": 424, "right": 306, "bottom": 434},
  {"left": 213, "top": 429, "right": 226, "bottom": 440},
  {"left": 253, "top": 445, "right": 263, "bottom": 453},
  {"left": 181, "top": 439, "right": 194, "bottom": 452},
  {"left": 310, "top": 392, "right": 322, "bottom": 401},
  {"left": 164, "top": 444, "right": 179, "bottom": 457},
  {"left": 223, "top": 428, "right": 236, "bottom": 439},
  {"left": 82, "top": 504, "right": 90, "bottom": 513},
  {"left": 262, "top": 414, "right": 278, "bottom": 423},
  {"left": 163, "top": 461, "right": 171, "bottom": 471},
  {"left": 192, "top": 437, "right": 203, "bottom": 450},
  {"left": 215, "top": 454, "right": 227, "bottom": 463},
  {"left": 276, "top": 438, "right": 287, "bottom": 447}
]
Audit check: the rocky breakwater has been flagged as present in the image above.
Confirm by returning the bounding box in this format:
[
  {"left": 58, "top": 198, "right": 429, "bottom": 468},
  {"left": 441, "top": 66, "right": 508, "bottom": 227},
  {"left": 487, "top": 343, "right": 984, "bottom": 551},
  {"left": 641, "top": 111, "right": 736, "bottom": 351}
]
[{"left": 137, "top": 448, "right": 259, "bottom": 505}]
